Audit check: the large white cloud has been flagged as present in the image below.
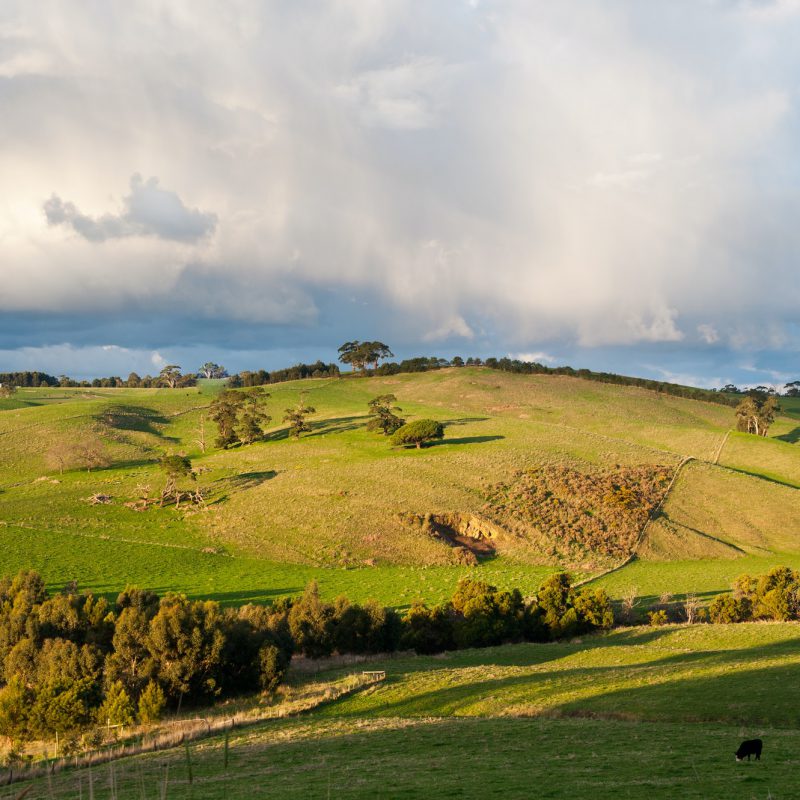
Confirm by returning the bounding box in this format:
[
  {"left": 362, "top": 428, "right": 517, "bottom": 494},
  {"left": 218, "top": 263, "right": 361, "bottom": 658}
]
[{"left": 0, "top": 0, "right": 799, "bottom": 359}]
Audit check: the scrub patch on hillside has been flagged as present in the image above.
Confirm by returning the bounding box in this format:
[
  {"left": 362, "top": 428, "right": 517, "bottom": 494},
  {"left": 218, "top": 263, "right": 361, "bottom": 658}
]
[{"left": 485, "top": 464, "right": 673, "bottom": 568}]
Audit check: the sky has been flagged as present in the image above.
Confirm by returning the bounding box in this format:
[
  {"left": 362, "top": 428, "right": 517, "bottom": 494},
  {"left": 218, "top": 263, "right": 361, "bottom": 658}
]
[{"left": 1, "top": 1, "right": 799, "bottom": 387}]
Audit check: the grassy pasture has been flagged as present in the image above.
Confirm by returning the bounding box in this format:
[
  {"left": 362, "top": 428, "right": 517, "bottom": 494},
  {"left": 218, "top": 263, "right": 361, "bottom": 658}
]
[
  {"left": 20, "top": 623, "right": 800, "bottom": 799},
  {"left": 0, "top": 369, "right": 798, "bottom": 606}
]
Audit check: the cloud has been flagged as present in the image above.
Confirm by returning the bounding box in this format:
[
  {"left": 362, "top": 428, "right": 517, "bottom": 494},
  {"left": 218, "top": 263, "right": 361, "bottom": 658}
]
[
  {"left": 336, "top": 57, "right": 460, "bottom": 130},
  {"left": 697, "top": 323, "right": 720, "bottom": 344},
  {"left": 0, "top": 0, "right": 799, "bottom": 382},
  {"left": 422, "top": 314, "right": 474, "bottom": 342},
  {"left": 513, "top": 352, "right": 558, "bottom": 364},
  {"left": 44, "top": 175, "right": 216, "bottom": 243}
]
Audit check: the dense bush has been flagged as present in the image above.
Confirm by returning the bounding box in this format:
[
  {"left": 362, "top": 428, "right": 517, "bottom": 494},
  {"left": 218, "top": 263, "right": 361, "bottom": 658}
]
[{"left": 708, "top": 567, "right": 800, "bottom": 623}]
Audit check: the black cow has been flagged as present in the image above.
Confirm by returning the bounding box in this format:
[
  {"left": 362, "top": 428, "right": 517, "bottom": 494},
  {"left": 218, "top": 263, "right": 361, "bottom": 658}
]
[{"left": 735, "top": 739, "right": 762, "bottom": 762}]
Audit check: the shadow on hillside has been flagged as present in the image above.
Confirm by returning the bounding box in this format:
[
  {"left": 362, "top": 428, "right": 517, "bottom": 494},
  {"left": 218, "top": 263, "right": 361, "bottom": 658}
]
[
  {"left": 775, "top": 427, "right": 800, "bottom": 444},
  {"left": 263, "top": 415, "right": 368, "bottom": 441},
  {"left": 96, "top": 405, "right": 172, "bottom": 438},
  {"left": 94, "top": 457, "right": 160, "bottom": 472},
  {"left": 429, "top": 435, "right": 505, "bottom": 447},
  {"left": 336, "top": 632, "right": 800, "bottom": 726},
  {"left": 720, "top": 465, "right": 799, "bottom": 490},
  {"left": 305, "top": 415, "right": 369, "bottom": 438},
  {"left": 226, "top": 470, "right": 277, "bottom": 490},
  {"left": 441, "top": 417, "right": 490, "bottom": 426}
]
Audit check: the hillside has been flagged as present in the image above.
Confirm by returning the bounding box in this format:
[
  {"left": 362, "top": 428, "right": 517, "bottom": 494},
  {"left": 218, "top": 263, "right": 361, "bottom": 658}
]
[
  {"left": 20, "top": 623, "right": 800, "bottom": 799},
  {"left": 0, "top": 368, "right": 798, "bottom": 604}
]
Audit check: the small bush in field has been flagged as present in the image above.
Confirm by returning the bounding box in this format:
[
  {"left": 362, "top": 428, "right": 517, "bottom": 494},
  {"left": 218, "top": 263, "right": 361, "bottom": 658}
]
[{"left": 648, "top": 610, "right": 669, "bottom": 626}]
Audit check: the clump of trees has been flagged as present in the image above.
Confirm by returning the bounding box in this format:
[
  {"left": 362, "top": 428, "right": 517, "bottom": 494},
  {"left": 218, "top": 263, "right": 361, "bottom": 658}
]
[
  {"left": 158, "top": 365, "right": 196, "bottom": 389},
  {"left": 708, "top": 567, "right": 800, "bottom": 623},
  {"left": 338, "top": 341, "right": 394, "bottom": 373},
  {"left": 390, "top": 419, "right": 444, "bottom": 449},
  {"left": 209, "top": 388, "right": 271, "bottom": 448},
  {"left": 735, "top": 390, "right": 779, "bottom": 436},
  {"left": 366, "top": 395, "right": 405, "bottom": 436},
  {"left": 0, "top": 573, "right": 291, "bottom": 746}
]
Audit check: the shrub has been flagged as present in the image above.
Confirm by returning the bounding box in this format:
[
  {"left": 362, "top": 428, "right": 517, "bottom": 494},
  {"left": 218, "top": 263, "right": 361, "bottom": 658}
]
[
  {"left": 708, "top": 593, "right": 752, "bottom": 624},
  {"left": 390, "top": 419, "right": 444, "bottom": 449},
  {"left": 648, "top": 610, "right": 669, "bottom": 626}
]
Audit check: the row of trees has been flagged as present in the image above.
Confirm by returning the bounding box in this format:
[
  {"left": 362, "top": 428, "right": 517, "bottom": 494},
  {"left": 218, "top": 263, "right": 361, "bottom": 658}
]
[
  {"left": 228, "top": 361, "right": 340, "bottom": 388},
  {"left": 0, "top": 571, "right": 612, "bottom": 744}
]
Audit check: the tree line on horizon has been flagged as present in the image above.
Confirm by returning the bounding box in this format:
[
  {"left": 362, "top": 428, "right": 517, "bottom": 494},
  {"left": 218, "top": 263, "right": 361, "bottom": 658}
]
[{"left": 3, "top": 344, "right": 798, "bottom": 409}]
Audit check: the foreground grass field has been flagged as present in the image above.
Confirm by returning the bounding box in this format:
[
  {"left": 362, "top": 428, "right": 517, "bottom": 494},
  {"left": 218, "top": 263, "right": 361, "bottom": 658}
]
[
  {"left": 0, "top": 368, "right": 798, "bottom": 606},
  {"left": 20, "top": 623, "right": 800, "bottom": 799}
]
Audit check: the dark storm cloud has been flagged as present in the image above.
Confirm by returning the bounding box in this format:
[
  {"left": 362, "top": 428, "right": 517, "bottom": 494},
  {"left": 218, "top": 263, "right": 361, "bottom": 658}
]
[{"left": 43, "top": 175, "right": 217, "bottom": 243}]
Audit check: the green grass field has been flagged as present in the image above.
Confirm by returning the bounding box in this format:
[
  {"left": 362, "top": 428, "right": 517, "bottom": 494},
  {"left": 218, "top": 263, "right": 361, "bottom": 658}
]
[
  {"left": 20, "top": 622, "right": 800, "bottom": 799},
  {"left": 1, "top": 369, "right": 798, "bottom": 606}
]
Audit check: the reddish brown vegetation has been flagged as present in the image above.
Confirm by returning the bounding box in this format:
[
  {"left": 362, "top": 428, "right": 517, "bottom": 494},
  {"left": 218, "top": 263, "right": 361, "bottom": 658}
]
[{"left": 484, "top": 464, "right": 672, "bottom": 567}]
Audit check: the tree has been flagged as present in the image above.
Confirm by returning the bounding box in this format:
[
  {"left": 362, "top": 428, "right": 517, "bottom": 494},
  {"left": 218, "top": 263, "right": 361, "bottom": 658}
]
[
  {"left": 46, "top": 440, "right": 75, "bottom": 475},
  {"left": 159, "top": 365, "right": 183, "bottom": 389},
  {"left": 0, "top": 382, "right": 16, "bottom": 399},
  {"left": 146, "top": 594, "right": 226, "bottom": 701},
  {"left": 390, "top": 419, "right": 444, "bottom": 449},
  {"left": 126, "top": 372, "right": 141, "bottom": 388},
  {"left": 199, "top": 362, "right": 227, "bottom": 379},
  {"left": 735, "top": 391, "right": 779, "bottom": 436},
  {"left": 0, "top": 677, "right": 33, "bottom": 745},
  {"left": 337, "top": 341, "right": 394, "bottom": 373},
  {"left": 236, "top": 388, "right": 271, "bottom": 444},
  {"left": 784, "top": 380, "right": 800, "bottom": 397},
  {"left": 137, "top": 680, "right": 166, "bottom": 723},
  {"left": 366, "top": 394, "right": 405, "bottom": 436},
  {"left": 97, "top": 680, "right": 135, "bottom": 727},
  {"left": 283, "top": 395, "right": 315, "bottom": 439},
  {"left": 287, "top": 582, "right": 335, "bottom": 658},
  {"left": 209, "top": 390, "right": 242, "bottom": 449},
  {"left": 158, "top": 454, "right": 194, "bottom": 508}
]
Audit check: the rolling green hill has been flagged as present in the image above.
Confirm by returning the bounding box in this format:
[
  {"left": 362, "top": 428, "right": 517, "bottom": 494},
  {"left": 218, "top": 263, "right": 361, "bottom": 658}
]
[{"left": 0, "top": 368, "right": 798, "bottom": 605}]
